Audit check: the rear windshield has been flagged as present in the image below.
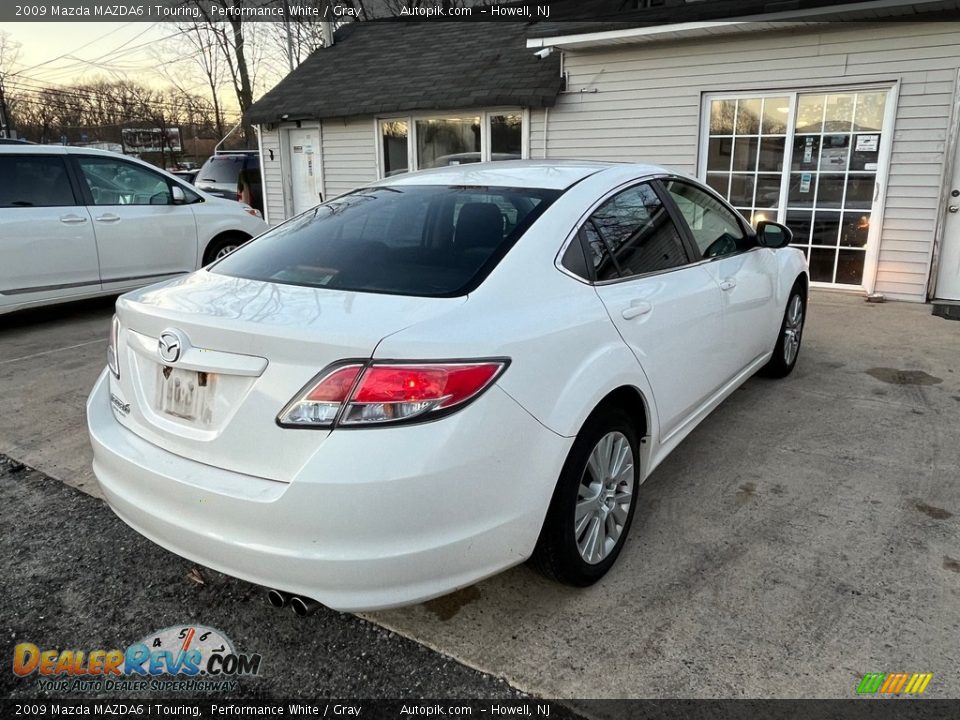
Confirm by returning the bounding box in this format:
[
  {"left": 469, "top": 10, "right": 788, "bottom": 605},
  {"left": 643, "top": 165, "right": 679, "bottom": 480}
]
[
  {"left": 212, "top": 185, "right": 560, "bottom": 297},
  {"left": 197, "top": 156, "right": 246, "bottom": 184}
]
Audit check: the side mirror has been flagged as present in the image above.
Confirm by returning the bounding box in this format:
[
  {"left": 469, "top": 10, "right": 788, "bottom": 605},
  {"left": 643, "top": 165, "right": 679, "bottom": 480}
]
[
  {"left": 171, "top": 186, "right": 186, "bottom": 204},
  {"left": 756, "top": 221, "right": 792, "bottom": 249}
]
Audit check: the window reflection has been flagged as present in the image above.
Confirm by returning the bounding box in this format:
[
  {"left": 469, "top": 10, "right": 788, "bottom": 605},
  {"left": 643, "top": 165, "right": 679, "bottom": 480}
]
[
  {"left": 490, "top": 114, "right": 523, "bottom": 161},
  {"left": 416, "top": 117, "right": 481, "bottom": 169},
  {"left": 381, "top": 120, "right": 409, "bottom": 177}
]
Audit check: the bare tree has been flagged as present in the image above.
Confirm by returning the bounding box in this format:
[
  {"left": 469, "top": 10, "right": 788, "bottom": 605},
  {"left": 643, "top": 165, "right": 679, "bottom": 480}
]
[
  {"left": 182, "top": 0, "right": 262, "bottom": 147},
  {"left": 6, "top": 76, "right": 218, "bottom": 159},
  {"left": 0, "top": 31, "right": 21, "bottom": 137},
  {"left": 160, "top": 23, "right": 229, "bottom": 140}
]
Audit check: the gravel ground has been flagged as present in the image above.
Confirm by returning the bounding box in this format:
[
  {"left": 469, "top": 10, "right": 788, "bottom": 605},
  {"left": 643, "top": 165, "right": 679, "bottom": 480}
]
[{"left": 0, "top": 454, "right": 531, "bottom": 702}]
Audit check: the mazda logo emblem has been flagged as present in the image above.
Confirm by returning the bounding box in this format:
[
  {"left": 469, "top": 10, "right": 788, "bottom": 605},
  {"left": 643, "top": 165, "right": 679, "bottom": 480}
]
[{"left": 158, "top": 330, "right": 185, "bottom": 364}]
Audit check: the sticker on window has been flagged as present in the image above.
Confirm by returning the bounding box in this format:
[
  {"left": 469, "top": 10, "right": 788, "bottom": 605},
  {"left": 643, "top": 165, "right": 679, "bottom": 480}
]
[
  {"left": 800, "top": 173, "right": 812, "bottom": 193},
  {"left": 855, "top": 135, "right": 879, "bottom": 152}
]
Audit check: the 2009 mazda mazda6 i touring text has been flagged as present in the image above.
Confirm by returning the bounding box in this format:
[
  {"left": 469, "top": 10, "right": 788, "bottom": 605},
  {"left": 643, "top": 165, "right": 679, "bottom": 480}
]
[{"left": 87, "top": 160, "right": 808, "bottom": 612}]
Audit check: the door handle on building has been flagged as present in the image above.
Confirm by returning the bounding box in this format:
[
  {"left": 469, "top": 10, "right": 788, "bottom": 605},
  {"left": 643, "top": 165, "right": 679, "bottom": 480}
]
[{"left": 949, "top": 206, "right": 959, "bottom": 214}]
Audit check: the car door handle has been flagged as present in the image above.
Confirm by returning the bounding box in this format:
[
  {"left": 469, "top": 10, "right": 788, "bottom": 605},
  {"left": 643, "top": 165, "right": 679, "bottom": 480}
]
[
  {"left": 719, "top": 278, "right": 737, "bottom": 292},
  {"left": 59, "top": 214, "right": 88, "bottom": 224},
  {"left": 95, "top": 214, "right": 121, "bottom": 223},
  {"left": 621, "top": 301, "right": 653, "bottom": 320}
]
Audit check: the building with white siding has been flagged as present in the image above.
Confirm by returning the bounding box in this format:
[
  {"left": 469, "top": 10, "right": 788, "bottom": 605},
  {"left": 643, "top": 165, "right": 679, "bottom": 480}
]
[{"left": 247, "top": 2, "right": 960, "bottom": 312}]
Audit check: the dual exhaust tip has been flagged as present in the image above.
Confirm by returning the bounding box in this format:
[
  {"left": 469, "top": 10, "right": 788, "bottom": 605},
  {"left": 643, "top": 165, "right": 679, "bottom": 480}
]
[{"left": 267, "top": 589, "right": 322, "bottom": 617}]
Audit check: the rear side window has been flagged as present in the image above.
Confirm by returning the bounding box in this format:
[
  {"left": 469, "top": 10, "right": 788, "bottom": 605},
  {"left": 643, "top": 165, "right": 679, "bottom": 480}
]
[
  {"left": 198, "top": 156, "right": 245, "bottom": 184},
  {"left": 212, "top": 185, "right": 560, "bottom": 297},
  {"left": 580, "top": 182, "right": 689, "bottom": 281},
  {"left": 0, "top": 156, "right": 75, "bottom": 208}
]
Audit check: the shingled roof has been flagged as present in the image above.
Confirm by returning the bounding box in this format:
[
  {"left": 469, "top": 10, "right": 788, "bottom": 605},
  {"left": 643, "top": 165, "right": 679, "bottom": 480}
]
[{"left": 246, "top": 22, "right": 563, "bottom": 125}]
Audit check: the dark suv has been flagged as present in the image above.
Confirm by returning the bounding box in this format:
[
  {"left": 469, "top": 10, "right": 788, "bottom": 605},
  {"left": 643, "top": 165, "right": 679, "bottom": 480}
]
[{"left": 195, "top": 152, "right": 263, "bottom": 213}]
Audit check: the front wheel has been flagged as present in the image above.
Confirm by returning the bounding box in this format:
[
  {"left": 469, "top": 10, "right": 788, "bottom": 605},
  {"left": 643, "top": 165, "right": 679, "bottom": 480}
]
[
  {"left": 529, "top": 408, "right": 640, "bottom": 586},
  {"left": 760, "top": 281, "right": 806, "bottom": 378}
]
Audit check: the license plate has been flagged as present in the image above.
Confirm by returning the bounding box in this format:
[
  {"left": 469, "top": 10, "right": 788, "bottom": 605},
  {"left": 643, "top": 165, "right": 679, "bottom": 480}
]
[{"left": 157, "top": 367, "right": 213, "bottom": 422}]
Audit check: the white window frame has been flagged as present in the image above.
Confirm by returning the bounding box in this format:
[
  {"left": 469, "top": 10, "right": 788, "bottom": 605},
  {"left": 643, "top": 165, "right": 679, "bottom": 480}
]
[
  {"left": 698, "top": 83, "right": 898, "bottom": 293},
  {"left": 374, "top": 108, "right": 529, "bottom": 180}
]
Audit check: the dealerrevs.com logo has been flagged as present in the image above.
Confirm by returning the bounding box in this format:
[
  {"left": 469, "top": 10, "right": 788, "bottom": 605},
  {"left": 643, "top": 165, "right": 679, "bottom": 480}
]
[{"left": 13, "top": 625, "right": 262, "bottom": 693}]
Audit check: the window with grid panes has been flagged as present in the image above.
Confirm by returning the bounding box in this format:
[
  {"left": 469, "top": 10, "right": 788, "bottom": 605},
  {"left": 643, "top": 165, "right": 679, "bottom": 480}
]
[{"left": 703, "top": 90, "right": 888, "bottom": 287}]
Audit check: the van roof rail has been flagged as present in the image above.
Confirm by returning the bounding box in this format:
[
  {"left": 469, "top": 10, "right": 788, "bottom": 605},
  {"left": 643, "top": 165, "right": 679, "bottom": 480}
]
[{"left": 213, "top": 122, "right": 256, "bottom": 155}]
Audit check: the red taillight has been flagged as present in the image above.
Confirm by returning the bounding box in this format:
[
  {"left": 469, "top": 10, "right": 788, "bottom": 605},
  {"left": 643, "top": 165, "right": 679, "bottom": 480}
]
[
  {"left": 305, "top": 365, "right": 362, "bottom": 402},
  {"left": 277, "top": 361, "right": 507, "bottom": 428},
  {"left": 279, "top": 363, "right": 363, "bottom": 426}
]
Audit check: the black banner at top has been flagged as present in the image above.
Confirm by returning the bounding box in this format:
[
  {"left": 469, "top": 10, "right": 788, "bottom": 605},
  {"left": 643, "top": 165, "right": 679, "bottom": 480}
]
[{"left": 2, "top": 0, "right": 958, "bottom": 23}]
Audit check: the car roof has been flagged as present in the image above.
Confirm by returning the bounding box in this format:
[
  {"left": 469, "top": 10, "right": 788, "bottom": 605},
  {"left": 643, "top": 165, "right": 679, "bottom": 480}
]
[
  {"left": 374, "top": 159, "right": 668, "bottom": 191},
  {"left": 0, "top": 145, "right": 131, "bottom": 157}
]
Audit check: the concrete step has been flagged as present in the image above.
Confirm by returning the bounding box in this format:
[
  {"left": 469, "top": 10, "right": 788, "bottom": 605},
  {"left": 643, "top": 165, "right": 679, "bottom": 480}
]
[{"left": 932, "top": 300, "right": 960, "bottom": 321}]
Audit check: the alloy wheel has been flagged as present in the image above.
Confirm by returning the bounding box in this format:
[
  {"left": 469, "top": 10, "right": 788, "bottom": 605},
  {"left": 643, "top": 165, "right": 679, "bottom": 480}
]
[
  {"left": 575, "top": 431, "right": 635, "bottom": 564},
  {"left": 783, "top": 293, "right": 804, "bottom": 366}
]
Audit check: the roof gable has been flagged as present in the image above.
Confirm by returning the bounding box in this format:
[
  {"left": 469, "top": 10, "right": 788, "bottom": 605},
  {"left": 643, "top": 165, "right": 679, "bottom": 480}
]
[{"left": 247, "top": 22, "right": 563, "bottom": 124}]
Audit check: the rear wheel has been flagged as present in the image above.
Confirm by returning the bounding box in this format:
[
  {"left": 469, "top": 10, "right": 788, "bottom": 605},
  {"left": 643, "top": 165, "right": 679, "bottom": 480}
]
[
  {"left": 760, "top": 281, "right": 806, "bottom": 378},
  {"left": 530, "top": 408, "right": 639, "bottom": 586},
  {"left": 203, "top": 234, "right": 248, "bottom": 265}
]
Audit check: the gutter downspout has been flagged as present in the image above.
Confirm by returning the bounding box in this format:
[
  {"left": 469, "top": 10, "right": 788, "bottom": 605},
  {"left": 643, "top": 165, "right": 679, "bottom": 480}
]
[
  {"left": 254, "top": 123, "right": 268, "bottom": 225},
  {"left": 321, "top": 22, "right": 335, "bottom": 48},
  {"left": 543, "top": 107, "right": 549, "bottom": 159}
]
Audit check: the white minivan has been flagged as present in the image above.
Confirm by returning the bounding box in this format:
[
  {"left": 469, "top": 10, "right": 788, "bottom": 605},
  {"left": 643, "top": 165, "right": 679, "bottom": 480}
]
[{"left": 0, "top": 145, "right": 267, "bottom": 315}]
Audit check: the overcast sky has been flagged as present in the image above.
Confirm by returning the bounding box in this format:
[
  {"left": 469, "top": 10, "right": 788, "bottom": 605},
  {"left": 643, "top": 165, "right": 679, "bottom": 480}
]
[
  {"left": 3, "top": 23, "right": 172, "bottom": 83},
  {"left": 1, "top": 21, "right": 290, "bottom": 116}
]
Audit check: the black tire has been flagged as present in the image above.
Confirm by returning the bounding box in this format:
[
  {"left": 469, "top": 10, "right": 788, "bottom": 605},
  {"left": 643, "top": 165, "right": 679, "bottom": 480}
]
[
  {"left": 203, "top": 233, "right": 249, "bottom": 265},
  {"left": 529, "top": 408, "right": 640, "bottom": 586},
  {"left": 760, "top": 280, "right": 806, "bottom": 379}
]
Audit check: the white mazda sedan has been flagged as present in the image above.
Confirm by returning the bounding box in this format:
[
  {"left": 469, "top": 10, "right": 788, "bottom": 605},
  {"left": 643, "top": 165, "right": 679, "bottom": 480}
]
[{"left": 87, "top": 161, "right": 807, "bottom": 612}]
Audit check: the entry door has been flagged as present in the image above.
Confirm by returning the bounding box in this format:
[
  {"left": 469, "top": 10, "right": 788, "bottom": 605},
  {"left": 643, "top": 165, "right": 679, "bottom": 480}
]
[
  {"left": 288, "top": 127, "right": 323, "bottom": 214},
  {"left": 935, "top": 131, "right": 960, "bottom": 300},
  {"left": 703, "top": 88, "right": 892, "bottom": 289}
]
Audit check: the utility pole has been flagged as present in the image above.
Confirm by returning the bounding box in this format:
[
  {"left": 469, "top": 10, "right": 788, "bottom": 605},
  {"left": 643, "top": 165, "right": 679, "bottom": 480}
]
[
  {"left": 0, "top": 75, "right": 11, "bottom": 139},
  {"left": 281, "top": 0, "right": 295, "bottom": 72}
]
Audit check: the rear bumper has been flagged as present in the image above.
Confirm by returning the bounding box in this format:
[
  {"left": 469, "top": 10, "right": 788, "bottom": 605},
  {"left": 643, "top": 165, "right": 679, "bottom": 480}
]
[{"left": 87, "top": 369, "right": 570, "bottom": 611}]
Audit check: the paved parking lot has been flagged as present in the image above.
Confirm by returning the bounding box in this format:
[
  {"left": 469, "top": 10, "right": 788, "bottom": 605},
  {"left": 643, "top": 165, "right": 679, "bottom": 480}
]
[{"left": 2, "top": 292, "right": 959, "bottom": 701}]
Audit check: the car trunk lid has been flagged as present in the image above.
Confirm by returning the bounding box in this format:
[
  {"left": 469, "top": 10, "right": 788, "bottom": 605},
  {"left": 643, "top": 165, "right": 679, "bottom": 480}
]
[{"left": 111, "top": 271, "right": 465, "bottom": 482}]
